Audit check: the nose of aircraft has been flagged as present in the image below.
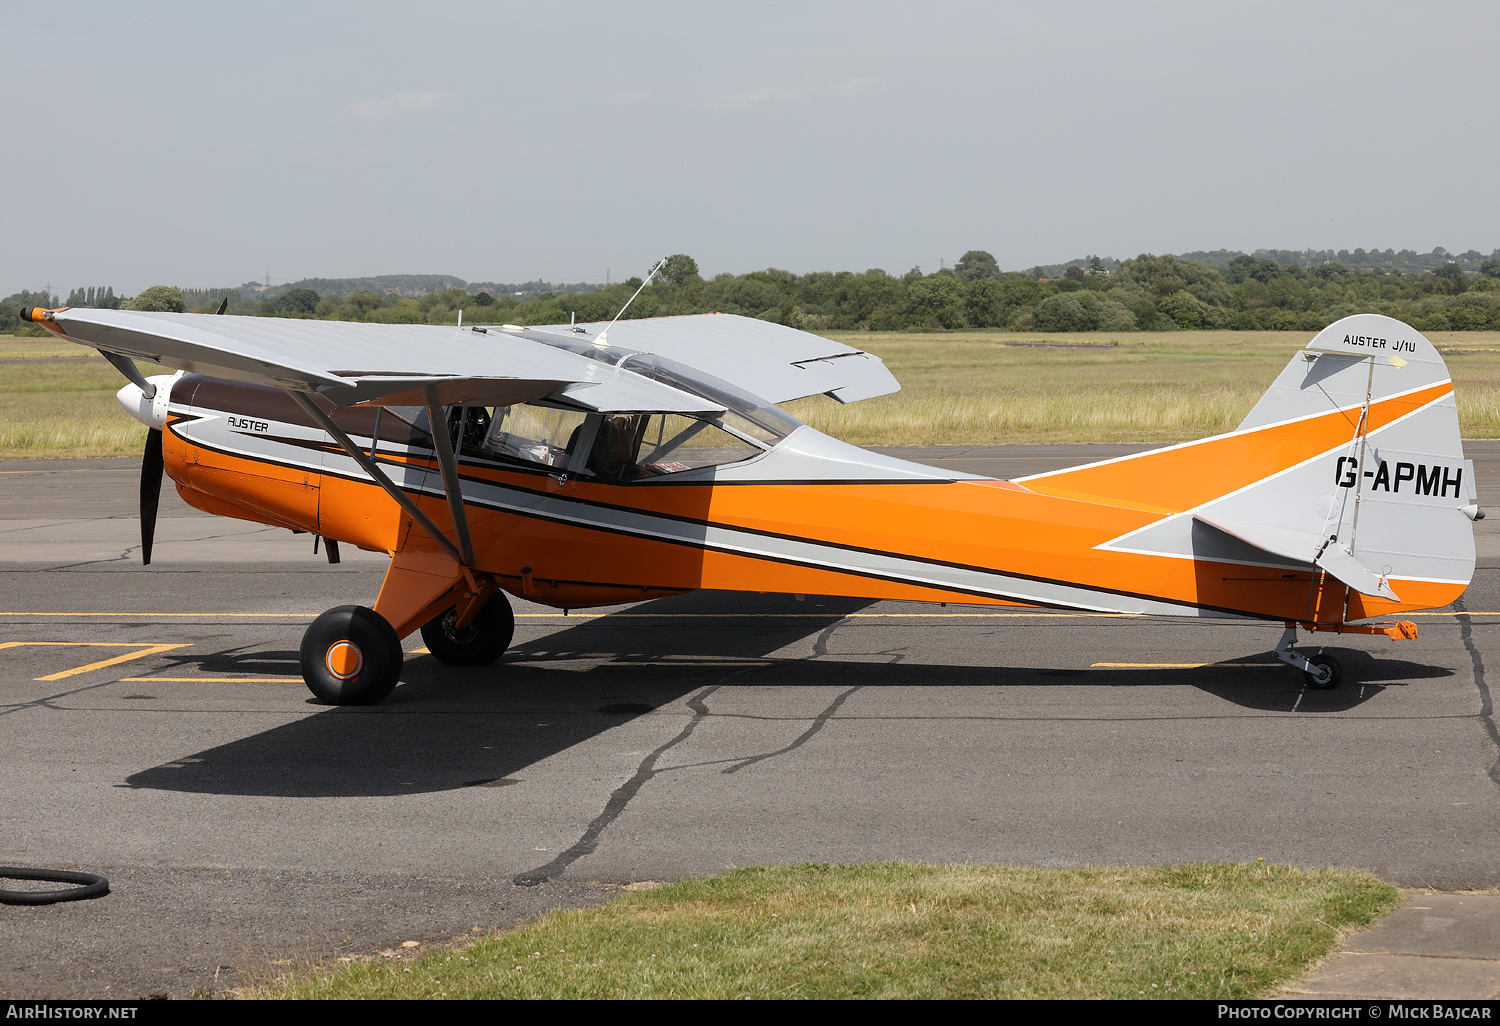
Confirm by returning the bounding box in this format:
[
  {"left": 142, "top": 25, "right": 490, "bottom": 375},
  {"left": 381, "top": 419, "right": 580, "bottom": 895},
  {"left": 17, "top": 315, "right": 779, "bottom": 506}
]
[{"left": 116, "top": 373, "right": 178, "bottom": 430}]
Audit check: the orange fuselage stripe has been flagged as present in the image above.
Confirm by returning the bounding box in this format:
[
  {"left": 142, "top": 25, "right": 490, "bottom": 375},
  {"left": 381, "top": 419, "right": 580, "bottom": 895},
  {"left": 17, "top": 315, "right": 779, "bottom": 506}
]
[{"left": 161, "top": 383, "right": 1466, "bottom": 621}]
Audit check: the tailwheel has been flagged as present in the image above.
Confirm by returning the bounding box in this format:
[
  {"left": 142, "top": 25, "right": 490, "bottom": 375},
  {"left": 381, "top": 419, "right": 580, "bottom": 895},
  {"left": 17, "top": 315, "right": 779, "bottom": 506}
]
[
  {"left": 420, "top": 590, "right": 516, "bottom": 666},
  {"left": 300, "top": 605, "right": 403, "bottom": 705},
  {"left": 1303, "top": 653, "right": 1342, "bottom": 690}
]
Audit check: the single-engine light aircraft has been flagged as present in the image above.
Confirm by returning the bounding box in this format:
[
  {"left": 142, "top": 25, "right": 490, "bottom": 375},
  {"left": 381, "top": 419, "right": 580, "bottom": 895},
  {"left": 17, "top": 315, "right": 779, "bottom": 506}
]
[{"left": 20, "top": 298, "right": 1480, "bottom": 704}]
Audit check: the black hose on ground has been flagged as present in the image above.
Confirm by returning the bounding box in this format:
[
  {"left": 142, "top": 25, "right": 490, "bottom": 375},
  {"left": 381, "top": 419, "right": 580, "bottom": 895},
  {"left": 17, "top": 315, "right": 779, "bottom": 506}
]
[{"left": 0, "top": 866, "right": 109, "bottom": 905}]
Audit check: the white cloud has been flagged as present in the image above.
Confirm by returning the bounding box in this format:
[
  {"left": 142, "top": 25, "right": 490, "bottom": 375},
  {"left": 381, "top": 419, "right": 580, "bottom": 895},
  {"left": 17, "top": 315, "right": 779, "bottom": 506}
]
[
  {"left": 344, "top": 89, "right": 446, "bottom": 123},
  {"left": 609, "top": 89, "right": 648, "bottom": 106}
]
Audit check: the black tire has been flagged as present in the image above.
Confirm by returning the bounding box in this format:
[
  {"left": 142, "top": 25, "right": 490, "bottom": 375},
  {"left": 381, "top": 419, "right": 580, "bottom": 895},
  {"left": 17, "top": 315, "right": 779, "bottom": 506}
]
[
  {"left": 0, "top": 866, "right": 109, "bottom": 906},
  {"left": 1303, "top": 653, "right": 1342, "bottom": 690},
  {"left": 300, "top": 605, "right": 403, "bottom": 705},
  {"left": 420, "top": 591, "right": 515, "bottom": 666}
]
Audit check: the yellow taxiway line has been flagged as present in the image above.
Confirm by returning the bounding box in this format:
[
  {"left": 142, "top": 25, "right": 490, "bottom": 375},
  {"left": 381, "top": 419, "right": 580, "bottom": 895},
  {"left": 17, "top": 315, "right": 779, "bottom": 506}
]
[{"left": 0, "top": 641, "right": 191, "bottom": 681}]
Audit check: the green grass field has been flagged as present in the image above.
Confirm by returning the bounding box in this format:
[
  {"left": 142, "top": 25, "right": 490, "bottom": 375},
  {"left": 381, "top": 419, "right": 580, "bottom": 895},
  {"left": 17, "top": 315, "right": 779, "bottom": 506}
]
[
  {"left": 0, "top": 340, "right": 166, "bottom": 458},
  {"left": 242, "top": 862, "right": 1399, "bottom": 1000},
  {"left": 788, "top": 329, "right": 1500, "bottom": 444},
  {"left": 4, "top": 329, "right": 1500, "bottom": 459}
]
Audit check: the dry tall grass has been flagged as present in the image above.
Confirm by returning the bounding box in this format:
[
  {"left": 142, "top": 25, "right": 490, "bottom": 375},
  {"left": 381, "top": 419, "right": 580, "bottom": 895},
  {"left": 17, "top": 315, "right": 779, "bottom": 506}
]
[
  {"left": 3, "top": 330, "right": 1499, "bottom": 458},
  {"left": 0, "top": 341, "right": 161, "bottom": 458},
  {"left": 793, "top": 330, "right": 1500, "bottom": 443}
]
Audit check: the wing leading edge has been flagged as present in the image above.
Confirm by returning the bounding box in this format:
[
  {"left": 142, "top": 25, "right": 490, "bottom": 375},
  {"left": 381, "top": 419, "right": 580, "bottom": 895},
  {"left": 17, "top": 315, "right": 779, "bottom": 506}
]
[
  {"left": 32, "top": 308, "right": 897, "bottom": 411},
  {"left": 30, "top": 308, "right": 725, "bottom": 414}
]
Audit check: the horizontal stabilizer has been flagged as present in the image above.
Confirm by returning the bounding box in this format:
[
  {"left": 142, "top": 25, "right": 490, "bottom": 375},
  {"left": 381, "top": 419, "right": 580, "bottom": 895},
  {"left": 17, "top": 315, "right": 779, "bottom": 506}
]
[{"left": 1193, "top": 513, "right": 1399, "bottom": 601}]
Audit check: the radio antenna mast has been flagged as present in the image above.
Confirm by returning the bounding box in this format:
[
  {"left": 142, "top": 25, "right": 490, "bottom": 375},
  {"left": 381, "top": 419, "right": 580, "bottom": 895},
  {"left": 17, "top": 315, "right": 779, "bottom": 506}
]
[{"left": 595, "top": 257, "right": 667, "bottom": 347}]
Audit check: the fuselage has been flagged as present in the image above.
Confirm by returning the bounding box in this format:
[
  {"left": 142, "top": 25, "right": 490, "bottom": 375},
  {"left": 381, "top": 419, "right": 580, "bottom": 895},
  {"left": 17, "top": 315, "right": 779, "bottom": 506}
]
[{"left": 121, "top": 371, "right": 1468, "bottom": 625}]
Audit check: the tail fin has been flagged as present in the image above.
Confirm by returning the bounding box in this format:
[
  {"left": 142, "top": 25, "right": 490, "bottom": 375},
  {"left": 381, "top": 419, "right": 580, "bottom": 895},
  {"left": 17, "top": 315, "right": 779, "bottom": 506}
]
[
  {"left": 1202, "top": 313, "right": 1474, "bottom": 609},
  {"left": 1056, "top": 314, "right": 1475, "bottom": 617}
]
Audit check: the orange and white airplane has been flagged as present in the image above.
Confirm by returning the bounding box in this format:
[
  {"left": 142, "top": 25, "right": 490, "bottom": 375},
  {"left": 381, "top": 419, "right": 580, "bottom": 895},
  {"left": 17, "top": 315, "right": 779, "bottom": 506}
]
[{"left": 21, "top": 297, "right": 1480, "bottom": 704}]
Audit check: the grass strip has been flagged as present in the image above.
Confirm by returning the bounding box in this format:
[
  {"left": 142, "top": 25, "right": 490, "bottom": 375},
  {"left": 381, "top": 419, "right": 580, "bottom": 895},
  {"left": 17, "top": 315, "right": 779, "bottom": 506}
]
[
  {"left": 244, "top": 862, "right": 1399, "bottom": 1000},
  {"left": 6, "top": 330, "right": 1500, "bottom": 456}
]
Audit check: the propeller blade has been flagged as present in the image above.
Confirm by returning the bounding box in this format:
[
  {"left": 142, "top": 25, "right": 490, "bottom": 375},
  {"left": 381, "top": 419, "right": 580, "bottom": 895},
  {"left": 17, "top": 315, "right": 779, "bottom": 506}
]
[
  {"left": 214, "top": 296, "right": 228, "bottom": 315},
  {"left": 140, "top": 428, "right": 163, "bottom": 565}
]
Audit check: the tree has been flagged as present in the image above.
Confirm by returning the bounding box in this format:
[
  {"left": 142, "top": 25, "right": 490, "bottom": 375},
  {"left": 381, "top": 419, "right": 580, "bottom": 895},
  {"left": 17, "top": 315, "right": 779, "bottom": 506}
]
[
  {"left": 955, "top": 250, "right": 999, "bottom": 281},
  {"left": 1064, "top": 265, "right": 1085, "bottom": 281},
  {"left": 1159, "top": 289, "right": 1210, "bottom": 328},
  {"left": 275, "top": 288, "right": 319, "bottom": 316},
  {"left": 127, "top": 286, "right": 186, "bottom": 312},
  {"left": 345, "top": 291, "right": 383, "bottom": 316},
  {"left": 659, "top": 254, "right": 701, "bottom": 287},
  {"left": 1034, "top": 292, "right": 1105, "bottom": 331},
  {"left": 905, "top": 274, "right": 968, "bottom": 327},
  {"left": 965, "top": 278, "right": 1007, "bottom": 327},
  {"left": 1433, "top": 263, "right": 1468, "bottom": 294}
]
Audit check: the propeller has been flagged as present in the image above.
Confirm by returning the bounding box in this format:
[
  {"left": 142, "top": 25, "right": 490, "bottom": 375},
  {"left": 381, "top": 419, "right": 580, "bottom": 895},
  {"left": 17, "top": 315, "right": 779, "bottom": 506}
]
[{"left": 140, "top": 428, "right": 164, "bottom": 565}]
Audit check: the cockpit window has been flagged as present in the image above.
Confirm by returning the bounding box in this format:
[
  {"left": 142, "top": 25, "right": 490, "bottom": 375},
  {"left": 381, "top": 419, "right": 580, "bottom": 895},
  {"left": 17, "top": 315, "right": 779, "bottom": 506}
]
[
  {"left": 469, "top": 402, "right": 769, "bottom": 481},
  {"left": 616, "top": 353, "right": 801, "bottom": 445},
  {"left": 580, "top": 413, "right": 762, "bottom": 482},
  {"left": 518, "top": 331, "right": 803, "bottom": 446},
  {"left": 633, "top": 414, "right": 760, "bottom": 477},
  {"left": 481, "top": 405, "right": 589, "bottom": 469}
]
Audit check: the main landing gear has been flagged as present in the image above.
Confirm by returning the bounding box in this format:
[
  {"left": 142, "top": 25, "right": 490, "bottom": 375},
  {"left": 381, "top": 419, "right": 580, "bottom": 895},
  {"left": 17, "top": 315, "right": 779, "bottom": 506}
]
[
  {"left": 300, "top": 605, "right": 404, "bottom": 705},
  {"left": 420, "top": 591, "right": 516, "bottom": 666},
  {"left": 298, "top": 592, "right": 517, "bottom": 705}
]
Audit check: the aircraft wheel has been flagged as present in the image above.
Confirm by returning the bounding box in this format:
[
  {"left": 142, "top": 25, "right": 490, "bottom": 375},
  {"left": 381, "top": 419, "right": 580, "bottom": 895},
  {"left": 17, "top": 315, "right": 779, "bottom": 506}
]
[
  {"left": 300, "top": 605, "right": 402, "bottom": 705},
  {"left": 1302, "top": 653, "right": 1341, "bottom": 690},
  {"left": 420, "top": 591, "right": 516, "bottom": 666}
]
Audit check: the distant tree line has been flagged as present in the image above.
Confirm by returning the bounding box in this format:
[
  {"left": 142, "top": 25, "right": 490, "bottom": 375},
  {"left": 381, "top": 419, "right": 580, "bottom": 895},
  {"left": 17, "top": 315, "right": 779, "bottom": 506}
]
[{"left": 10, "top": 246, "right": 1500, "bottom": 335}]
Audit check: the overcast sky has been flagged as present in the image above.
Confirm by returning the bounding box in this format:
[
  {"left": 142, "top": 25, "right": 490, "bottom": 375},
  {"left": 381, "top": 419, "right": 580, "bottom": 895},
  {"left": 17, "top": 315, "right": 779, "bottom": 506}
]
[{"left": 5, "top": 1, "right": 1498, "bottom": 294}]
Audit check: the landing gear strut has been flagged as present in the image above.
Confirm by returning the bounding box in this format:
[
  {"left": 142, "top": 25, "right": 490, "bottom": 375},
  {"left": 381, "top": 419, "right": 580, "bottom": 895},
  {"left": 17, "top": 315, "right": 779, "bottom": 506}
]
[{"left": 1274, "top": 624, "right": 1341, "bottom": 690}]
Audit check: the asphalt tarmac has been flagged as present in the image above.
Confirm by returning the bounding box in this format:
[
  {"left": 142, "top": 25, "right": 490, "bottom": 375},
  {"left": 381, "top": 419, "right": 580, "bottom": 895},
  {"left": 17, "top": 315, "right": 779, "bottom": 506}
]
[{"left": 2, "top": 444, "right": 1498, "bottom": 999}]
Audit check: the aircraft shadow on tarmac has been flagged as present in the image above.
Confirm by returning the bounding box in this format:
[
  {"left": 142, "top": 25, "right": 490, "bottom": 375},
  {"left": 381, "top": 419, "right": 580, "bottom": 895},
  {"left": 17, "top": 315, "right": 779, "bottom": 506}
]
[{"left": 122, "top": 594, "right": 1455, "bottom": 799}]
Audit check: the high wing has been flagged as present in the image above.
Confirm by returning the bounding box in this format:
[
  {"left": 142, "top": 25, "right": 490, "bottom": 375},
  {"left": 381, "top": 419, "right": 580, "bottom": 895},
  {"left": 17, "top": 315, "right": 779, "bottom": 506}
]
[
  {"left": 31, "top": 308, "right": 898, "bottom": 411},
  {"left": 534, "top": 313, "right": 900, "bottom": 404}
]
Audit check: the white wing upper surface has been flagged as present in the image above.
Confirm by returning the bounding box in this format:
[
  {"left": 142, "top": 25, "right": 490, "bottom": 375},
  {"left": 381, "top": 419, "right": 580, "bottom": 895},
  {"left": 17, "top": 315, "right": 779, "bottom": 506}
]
[
  {"left": 44, "top": 308, "right": 898, "bottom": 411},
  {"left": 539, "top": 313, "right": 900, "bottom": 404}
]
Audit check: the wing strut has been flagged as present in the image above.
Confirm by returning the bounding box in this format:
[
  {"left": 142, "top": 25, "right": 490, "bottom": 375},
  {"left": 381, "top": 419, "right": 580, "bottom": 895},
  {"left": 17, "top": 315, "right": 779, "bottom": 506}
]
[
  {"left": 99, "top": 351, "right": 156, "bottom": 400},
  {"left": 424, "top": 386, "right": 475, "bottom": 567},
  {"left": 284, "top": 389, "right": 466, "bottom": 566}
]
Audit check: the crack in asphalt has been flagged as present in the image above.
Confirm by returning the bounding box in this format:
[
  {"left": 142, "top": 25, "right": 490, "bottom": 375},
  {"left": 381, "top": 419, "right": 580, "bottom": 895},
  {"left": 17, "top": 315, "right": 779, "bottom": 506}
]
[
  {"left": 511, "top": 675, "right": 735, "bottom": 887},
  {"left": 512, "top": 622, "right": 893, "bottom": 885},
  {"left": 1454, "top": 594, "right": 1500, "bottom": 786},
  {"left": 0, "top": 676, "right": 140, "bottom": 718},
  {"left": 720, "top": 626, "right": 879, "bottom": 775},
  {"left": 719, "top": 683, "right": 859, "bottom": 775}
]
